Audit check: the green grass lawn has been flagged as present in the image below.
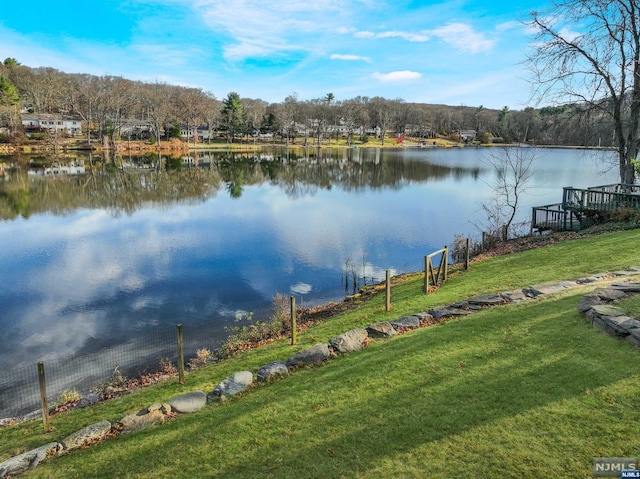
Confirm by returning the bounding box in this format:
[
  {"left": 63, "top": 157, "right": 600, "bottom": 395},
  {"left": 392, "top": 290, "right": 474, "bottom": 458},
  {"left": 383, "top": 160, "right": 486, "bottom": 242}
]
[{"left": 3, "top": 229, "right": 640, "bottom": 478}]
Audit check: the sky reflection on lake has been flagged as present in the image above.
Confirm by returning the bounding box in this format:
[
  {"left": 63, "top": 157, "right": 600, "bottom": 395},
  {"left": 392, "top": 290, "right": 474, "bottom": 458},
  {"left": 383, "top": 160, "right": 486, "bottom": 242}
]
[{"left": 0, "top": 147, "right": 618, "bottom": 377}]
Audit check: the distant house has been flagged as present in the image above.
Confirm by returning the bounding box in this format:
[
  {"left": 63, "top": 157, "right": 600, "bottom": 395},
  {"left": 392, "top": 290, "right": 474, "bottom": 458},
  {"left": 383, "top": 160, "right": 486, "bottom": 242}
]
[
  {"left": 459, "top": 130, "right": 477, "bottom": 142},
  {"left": 179, "top": 125, "right": 217, "bottom": 142},
  {"left": 120, "top": 119, "right": 155, "bottom": 140},
  {"left": 21, "top": 114, "right": 83, "bottom": 137}
]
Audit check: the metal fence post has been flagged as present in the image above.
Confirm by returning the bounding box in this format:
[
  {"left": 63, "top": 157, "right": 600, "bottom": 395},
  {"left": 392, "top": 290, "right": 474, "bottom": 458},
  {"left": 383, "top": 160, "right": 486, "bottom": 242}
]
[
  {"left": 176, "top": 324, "right": 185, "bottom": 384},
  {"left": 444, "top": 245, "right": 449, "bottom": 281},
  {"left": 385, "top": 269, "right": 391, "bottom": 312},
  {"left": 424, "top": 255, "right": 431, "bottom": 295},
  {"left": 290, "top": 296, "right": 297, "bottom": 345},
  {"left": 465, "top": 237, "right": 470, "bottom": 270},
  {"left": 37, "top": 362, "right": 52, "bottom": 433}
]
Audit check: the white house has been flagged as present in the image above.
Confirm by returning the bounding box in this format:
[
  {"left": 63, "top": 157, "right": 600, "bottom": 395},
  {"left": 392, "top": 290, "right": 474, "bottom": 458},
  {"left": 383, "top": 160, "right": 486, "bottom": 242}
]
[{"left": 21, "top": 114, "right": 83, "bottom": 137}]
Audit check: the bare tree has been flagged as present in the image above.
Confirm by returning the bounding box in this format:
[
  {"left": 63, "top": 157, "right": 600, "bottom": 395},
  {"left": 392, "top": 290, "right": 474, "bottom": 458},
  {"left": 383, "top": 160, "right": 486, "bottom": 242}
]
[
  {"left": 243, "top": 98, "right": 268, "bottom": 142},
  {"left": 140, "top": 82, "right": 174, "bottom": 161},
  {"left": 202, "top": 93, "right": 221, "bottom": 144},
  {"left": 477, "top": 147, "right": 536, "bottom": 242},
  {"left": 101, "top": 76, "right": 138, "bottom": 149},
  {"left": 278, "top": 93, "right": 300, "bottom": 145},
  {"left": 13, "top": 67, "right": 67, "bottom": 113},
  {"left": 368, "top": 97, "right": 399, "bottom": 145},
  {"left": 527, "top": 0, "right": 640, "bottom": 184},
  {"left": 173, "top": 87, "right": 208, "bottom": 145},
  {"left": 339, "top": 97, "right": 369, "bottom": 145}
]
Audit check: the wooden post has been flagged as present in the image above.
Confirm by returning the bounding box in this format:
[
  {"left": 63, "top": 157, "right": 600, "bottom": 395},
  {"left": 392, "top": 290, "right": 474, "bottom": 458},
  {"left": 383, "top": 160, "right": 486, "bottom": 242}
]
[
  {"left": 290, "top": 296, "right": 297, "bottom": 345},
  {"left": 385, "top": 269, "right": 392, "bottom": 312},
  {"left": 423, "top": 255, "right": 428, "bottom": 294},
  {"left": 37, "top": 362, "right": 51, "bottom": 433},
  {"left": 464, "top": 237, "right": 470, "bottom": 270},
  {"left": 443, "top": 246, "right": 449, "bottom": 281},
  {"left": 176, "top": 324, "right": 185, "bottom": 384},
  {"left": 530, "top": 207, "right": 535, "bottom": 235}
]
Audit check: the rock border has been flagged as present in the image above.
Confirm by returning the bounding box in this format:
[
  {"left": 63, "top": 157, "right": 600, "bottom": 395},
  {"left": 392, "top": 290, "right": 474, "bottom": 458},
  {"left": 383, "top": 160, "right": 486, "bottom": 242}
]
[{"left": 3, "top": 267, "right": 640, "bottom": 476}]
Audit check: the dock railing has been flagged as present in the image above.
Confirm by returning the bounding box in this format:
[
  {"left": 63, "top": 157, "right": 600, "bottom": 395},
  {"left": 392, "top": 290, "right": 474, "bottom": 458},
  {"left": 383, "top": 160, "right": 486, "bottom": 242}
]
[
  {"left": 531, "top": 203, "right": 579, "bottom": 232},
  {"left": 532, "top": 183, "right": 640, "bottom": 233},
  {"left": 562, "top": 185, "right": 640, "bottom": 214}
]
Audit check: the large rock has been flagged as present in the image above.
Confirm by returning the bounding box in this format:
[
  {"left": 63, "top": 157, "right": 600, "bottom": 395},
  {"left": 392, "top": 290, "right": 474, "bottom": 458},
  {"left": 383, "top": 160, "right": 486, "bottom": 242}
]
[
  {"left": 577, "top": 294, "right": 602, "bottom": 313},
  {"left": 119, "top": 409, "right": 167, "bottom": 433},
  {"left": 627, "top": 329, "right": 640, "bottom": 347},
  {"left": 286, "top": 344, "right": 331, "bottom": 368},
  {"left": 76, "top": 392, "right": 101, "bottom": 409},
  {"left": 467, "top": 294, "right": 506, "bottom": 306},
  {"left": 592, "top": 314, "right": 634, "bottom": 337},
  {"left": 366, "top": 322, "right": 397, "bottom": 338},
  {"left": 413, "top": 312, "right": 434, "bottom": 321},
  {"left": 590, "top": 305, "right": 627, "bottom": 317},
  {"left": 211, "top": 371, "right": 253, "bottom": 401},
  {"left": 390, "top": 316, "right": 421, "bottom": 330},
  {"left": 576, "top": 273, "right": 610, "bottom": 284},
  {"left": 429, "top": 307, "right": 473, "bottom": 319},
  {"left": 61, "top": 420, "right": 111, "bottom": 451},
  {"left": 168, "top": 391, "right": 207, "bottom": 413},
  {"left": 0, "top": 442, "right": 62, "bottom": 476},
  {"left": 526, "top": 281, "right": 576, "bottom": 297},
  {"left": 329, "top": 328, "right": 368, "bottom": 353},
  {"left": 257, "top": 361, "right": 289, "bottom": 381},
  {"left": 592, "top": 287, "right": 628, "bottom": 302},
  {"left": 611, "top": 282, "right": 640, "bottom": 293},
  {"left": 621, "top": 318, "right": 640, "bottom": 331},
  {"left": 612, "top": 270, "right": 640, "bottom": 277},
  {"left": 500, "top": 289, "right": 529, "bottom": 303}
]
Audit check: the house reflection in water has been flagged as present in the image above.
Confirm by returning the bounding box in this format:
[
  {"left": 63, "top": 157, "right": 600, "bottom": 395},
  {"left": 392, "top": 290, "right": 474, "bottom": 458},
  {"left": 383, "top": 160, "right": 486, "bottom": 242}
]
[{"left": 28, "top": 159, "right": 86, "bottom": 177}]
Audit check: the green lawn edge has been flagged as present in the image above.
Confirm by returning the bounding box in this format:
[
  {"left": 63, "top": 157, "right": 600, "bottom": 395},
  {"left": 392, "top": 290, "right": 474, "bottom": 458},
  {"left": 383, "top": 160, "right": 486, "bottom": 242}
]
[{"left": 3, "top": 229, "right": 640, "bottom": 478}]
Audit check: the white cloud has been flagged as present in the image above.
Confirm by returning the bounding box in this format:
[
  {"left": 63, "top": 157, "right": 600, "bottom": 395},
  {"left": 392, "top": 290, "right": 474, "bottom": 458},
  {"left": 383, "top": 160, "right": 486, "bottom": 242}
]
[
  {"left": 376, "top": 31, "right": 430, "bottom": 42},
  {"left": 330, "top": 53, "right": 371, "bottom": 62},
  {"left": 372, "top": 70, "right": 422, "bottom": 82},
  {"left": 496, "top": 20, "right": 522, "bottom": 32},
  {"left": 430, "top": 23, "right": 495, "bottom": 53},
  {"left": 354, "top": 30, "right": 376, "bottom": 39},
  {"left": 354, "top": 23, "right": 494, "bottom": 53},
  {"left": 193, "top": 0, "right": 353, "bottom": 60}
]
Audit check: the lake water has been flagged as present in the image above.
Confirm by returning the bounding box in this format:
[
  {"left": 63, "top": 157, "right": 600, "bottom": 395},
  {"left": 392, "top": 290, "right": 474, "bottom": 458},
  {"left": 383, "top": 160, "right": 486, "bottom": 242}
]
[{"left": 0, "top": 146, "right": 618, "bottom": 411}]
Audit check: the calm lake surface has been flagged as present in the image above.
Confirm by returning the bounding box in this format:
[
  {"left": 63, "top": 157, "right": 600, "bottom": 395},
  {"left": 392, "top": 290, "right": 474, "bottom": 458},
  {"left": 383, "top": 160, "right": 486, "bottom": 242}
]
[{"left": 0, "top": 146, "right": 617, "bottom": 391}]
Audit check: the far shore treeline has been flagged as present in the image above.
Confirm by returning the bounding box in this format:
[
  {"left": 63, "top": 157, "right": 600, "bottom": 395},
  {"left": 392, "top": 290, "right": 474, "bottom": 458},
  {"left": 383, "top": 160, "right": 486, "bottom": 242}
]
[{"left": 0, "top": 57, "right": 617, "bottom": 148}]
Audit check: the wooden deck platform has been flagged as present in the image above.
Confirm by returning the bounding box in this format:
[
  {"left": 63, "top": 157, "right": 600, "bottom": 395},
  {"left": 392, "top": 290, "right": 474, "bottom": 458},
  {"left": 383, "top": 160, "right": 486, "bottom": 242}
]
[{"left": 531, "top": 184, "right": 640, "bottom": 232}]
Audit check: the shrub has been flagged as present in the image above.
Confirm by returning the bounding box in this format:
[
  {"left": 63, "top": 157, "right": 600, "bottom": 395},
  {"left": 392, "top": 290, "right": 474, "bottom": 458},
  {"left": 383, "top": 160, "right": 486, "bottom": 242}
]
[
  {"left": 216, "top": 293, "right": 292, "bottom": 358},
  {"left": 188, "top": 348, "right": 214, "bottom": 368},
  {"left": 108, "top": 365, "right": 126, "bottom": 388},
  {"left": 608, "top": 207, "right": 640, "bottom": 223},
  {"left": 58, "top": 389, "right": 81, "bottom": 405},
  {"left": 159, "top": 357, "right": 178, "bottom": 376}
]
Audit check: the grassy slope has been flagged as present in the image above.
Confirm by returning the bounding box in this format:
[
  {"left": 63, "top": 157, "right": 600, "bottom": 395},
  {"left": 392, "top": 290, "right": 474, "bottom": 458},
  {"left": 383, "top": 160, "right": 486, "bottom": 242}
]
[{"left": 3, "top": 229, "right": 640, "bottom": 478}]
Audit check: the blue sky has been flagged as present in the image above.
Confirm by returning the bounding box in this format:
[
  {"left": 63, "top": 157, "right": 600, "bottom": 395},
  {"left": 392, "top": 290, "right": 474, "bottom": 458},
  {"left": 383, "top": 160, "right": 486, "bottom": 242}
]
[{"left": 0, "top": 0, "right": 547, "bottom": 109}]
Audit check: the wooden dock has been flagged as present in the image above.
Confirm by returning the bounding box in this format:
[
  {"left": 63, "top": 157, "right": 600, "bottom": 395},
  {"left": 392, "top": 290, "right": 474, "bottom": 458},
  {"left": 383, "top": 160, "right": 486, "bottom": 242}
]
[{"left": 531, "top": 184, "right": 640, "bottom": 232}]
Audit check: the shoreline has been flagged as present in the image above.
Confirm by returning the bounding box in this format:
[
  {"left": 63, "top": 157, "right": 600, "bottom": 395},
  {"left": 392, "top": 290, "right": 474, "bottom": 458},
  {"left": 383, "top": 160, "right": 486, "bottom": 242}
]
[{"left": 0, "top": 137, "right": 617, "bottom": 156}]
